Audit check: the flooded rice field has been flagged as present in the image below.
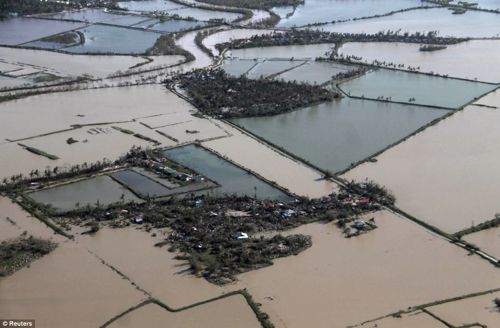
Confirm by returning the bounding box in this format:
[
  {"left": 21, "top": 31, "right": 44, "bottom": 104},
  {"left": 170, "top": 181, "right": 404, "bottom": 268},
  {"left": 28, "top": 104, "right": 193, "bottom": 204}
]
[
  {"left": 0, "top": 196, "right": 59, "bottom": 242},
  {"left": 117, "top": 0, "right": 241, "bottom": 22},
  {"left": 0, "top": 47, "right": 180, "bottom": 79},
  {"left": 0, "top": 85, "right": 209, "bottom": 180},
  {"left": 0, "top": 61, "right": 22, "bottom": 73},
  {"left": 29, "top": 175, "right": 142, "bottom": 212},
  {"left": 0, "top": 17, "right": 85, "bottom": 46},
  {"left": 0, "top": 240, "right": 147, "bottom": 328},
  {"left": 474, "top": 86, "right": 500, "bottom": 107},
  {"left": 276, "top": 60, "right": 356, "bottom": 84},
  {"left": 42, "top": 9, "right": 149, "bottom": 26},
  {"left": 164, "top": 144, "right": 290, "bottom": 200},
  {"left": 0, "top": 75, "right": 32, "bottom": 89},
  {"left": 339, "top": 68, "right": 496, "bottom": 108},
  {"left": 75, "top": 227, "right": 234, "bottom": 307},
  {"left": 275, "top": 0, "right": 426, "bottom": 27},
  {"left": 234, "top": 210, "right": 500, "bottom": 328},
  {"left": 231, "top": 98, "right": 448, "bottom": 172},
  {"left": 148, "top": 19, "right": 209, "bottom": 32},
  {"left": 427, "top": 291, "right": 500, "bottom": 328},
  {"left": 338, "top": 40, "right": 500, "bottom": 84},
  {"left": 245, "top": 60, "right": 305, "bottom": 79},
  {"left": 0, "top": 85, "right": 185, "bottom": 141},
  {"left": 117, "top": 0, "right": 185, "bottom": 12},
  {"left": 220, "top": 58, "right": 258, "bottom": 76},
  {"left": 361, "top": 311, "right": 447, "bottom": 328},
  {"left": 64, "top": 25, "right": 160, "bottom": 54},
  {"left": 343, "top": 90, "right": 500, "bottom": 233},
  {"left": 465, "top": 226, "right": 500, "bottom": 260},
  {"left": 321, "top": 7, "right": 500, "bottom": 38},
  {"left": 0, "top": 123, "right": 167, "bottom": 180},
  {"left": 229, "top": 43, "right": 336, "bottom": 60},
  {"left": 109, "top": 169, "right": 217, "bottom": 198},
  {"left": 153, "top": 116, "right": 229, "bottom": 143},
  {"left": 203, "top": 121, "right": 338, "bottom": 198},
  {"left": 107, "top": 296, "right": 261, "bottom": 328}
]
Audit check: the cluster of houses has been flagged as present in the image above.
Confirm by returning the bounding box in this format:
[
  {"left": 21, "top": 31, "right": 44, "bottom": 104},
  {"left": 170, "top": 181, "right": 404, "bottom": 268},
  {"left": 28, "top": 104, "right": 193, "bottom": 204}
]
[
  {"left": 140, "top": 158, "right": 204, "bottom": 183},
  {"left": 344, "top": 218, "right": 377, "bottom": 238}
]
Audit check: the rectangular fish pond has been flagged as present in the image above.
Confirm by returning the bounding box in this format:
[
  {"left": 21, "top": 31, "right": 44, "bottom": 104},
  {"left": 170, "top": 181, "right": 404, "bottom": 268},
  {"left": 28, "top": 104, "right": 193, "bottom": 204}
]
[
  {"left": 42, "top": 9, "right": 150, "bottom": 26},
  {"left": 221, "top": 58, "right": 258, "bottom": 77},
  {"left": 230, "top": 98, "right": 450, "bottom": 173},
  {"left": 275, "top": 61, "right": 357, "bottom": 85},
  {"left": 117, "top": 0, "right": 242, "bottom": 22},
  {"left": 109, "top": 168, "right": 217, "bottom": 198},
  {"left": 0, "top": 17, "right": 85, "bottom": 46},
  {"left": 321, "top": 7, "right": 500, "bottom": 38},
  {"left": 28, "top": 175, "right": 142, "bottom": 213},
  {"left": 245, "top": 60, "right": 306, "bottom": 79},
  {"left": 164, "top": 144, "right": 291, "bottom": 200},
  {"left": 229, "top": 43, "right": 336, "bottom": 60},
  {"left": 339, "top": 68, "right": 497, "bottom": 109},
  {"left": 64, "top": 25, "right": 161, "bottom": 54},
  {"left": 276, "top": 0, "right": 426, "bottom": 27}
]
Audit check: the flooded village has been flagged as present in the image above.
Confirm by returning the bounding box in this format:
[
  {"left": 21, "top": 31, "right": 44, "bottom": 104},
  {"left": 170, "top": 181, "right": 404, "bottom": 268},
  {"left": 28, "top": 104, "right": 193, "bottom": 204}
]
[{"left": 0, "top": 0, "right": 499, "bottom": 327}]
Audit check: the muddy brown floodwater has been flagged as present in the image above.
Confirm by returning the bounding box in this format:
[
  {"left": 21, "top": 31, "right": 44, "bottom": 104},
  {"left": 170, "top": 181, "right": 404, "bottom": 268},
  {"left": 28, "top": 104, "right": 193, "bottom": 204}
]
[
  {"left": 0, "top": 196, "right": 58, "bottom": 241},
  {"left": 338, "top": 41, "right": 500, "bottom": 84},
  {"left": 343, "top": 90, "right": 500, "bottom": 233},
  {"left": 0, "top": 241, "right": 147, "bottom": 328},
  {"left": 465, "top": 226, "right": 500, "bottom": 260},
  {"left": 0, "top": 47, "right": 183, "bottom": 79},
  {"left": 0, "top": 84, "right": 229, "bottom": 180},
  {"left": 232, "top": 210, "right": 500, "bottom": 328},
  {"left": 427, "top": 291, "right": 500, "bottom": 328},
  {"left": 361, "top": 310, "right": 446, "bottom": 328},
  {"left": 75, "top": 227, "right": 236, "bottom": 308},
  {"left": 107, "top": 294, "right": 261, "bottom": 328}
]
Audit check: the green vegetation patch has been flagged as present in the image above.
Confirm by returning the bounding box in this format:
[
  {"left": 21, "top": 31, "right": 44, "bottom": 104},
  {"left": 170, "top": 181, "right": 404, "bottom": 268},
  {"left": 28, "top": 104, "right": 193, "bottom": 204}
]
[
  {"left": 172, "top": 68, "right": 337, "bottom": 118},
  {"left": 0, "top": 235, "right": 57, "bottom": 277},
  {"left": 494, "top": 297, "right": 500, "bottom": 311},
  {"left": 454, "top": 214, "right": 500, "bottom": 238},
  {"left": 196, "top": 0, "right": 303, "bottom": 9},
  {"left": 41, "top": 31, "right": 80, "bottom": 44},
  {"left": 0, "top": 0, "right": 65, "bottom": 18},
  {"left": 146, "top": 34, "right": 194, "bottom": 61},
  {"left": 112, "top": 126, "right": 160, "bottom": 145},
  {"left": 18, "top": 143, "right": 59, "bottom": 160},
  {"left": 179, "top": 234, "right": 311, "bottom": 284},
  {"left": 216, "top": 29, "right": 469, "bottom": 52}
]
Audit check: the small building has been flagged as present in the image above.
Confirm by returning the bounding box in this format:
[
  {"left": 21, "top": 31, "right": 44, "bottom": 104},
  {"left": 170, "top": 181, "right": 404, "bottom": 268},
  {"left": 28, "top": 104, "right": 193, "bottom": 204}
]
[
  {"left": 177, "top": 173, "right": 192, "bottom": 182},
  {"left": 355, "top": 197, "right": 370, "bottom": 205},
  {"left": 132, "top": 216, "right": 144, "bottom": 224},
  {"left": 236, "top": 232, "right": 249, "bottom": 240},
  {"left": 351, "top": 220, "right": 367, "bottom": 230},
  {"left": 192, "top": 199, "right": 203, "bottom": 207}
]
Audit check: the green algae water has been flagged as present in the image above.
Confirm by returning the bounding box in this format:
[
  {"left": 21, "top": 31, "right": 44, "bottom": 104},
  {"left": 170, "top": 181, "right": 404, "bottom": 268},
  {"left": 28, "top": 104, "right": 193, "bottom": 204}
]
[
  {"left": 164, "top": 145, "right": 290, "bottom": 200},
  {"left": 231, "top": 98, "right": 449, "bottom": 172}
]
